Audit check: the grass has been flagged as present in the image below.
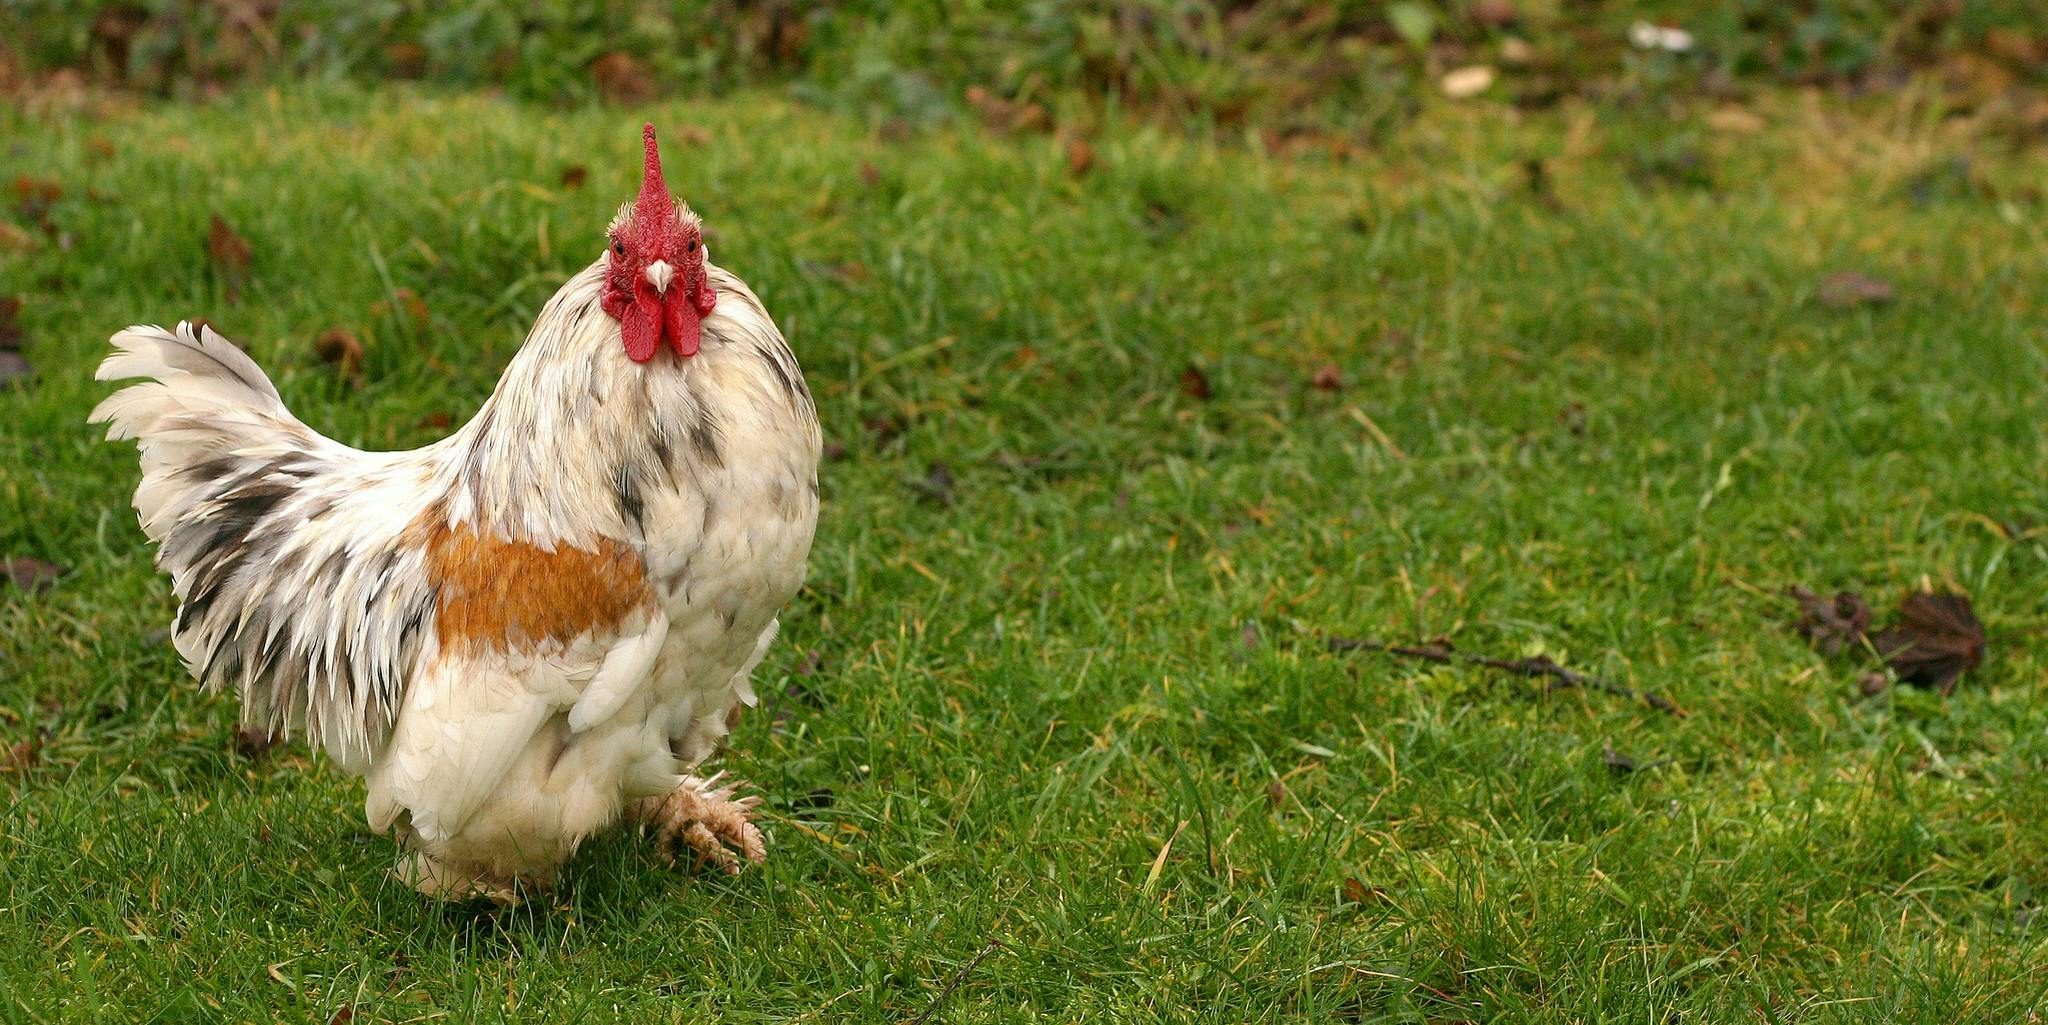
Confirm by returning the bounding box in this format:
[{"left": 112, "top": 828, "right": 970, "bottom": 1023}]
[{"left": 3, "top": 80, "right": 2048, "bottom": 1021}]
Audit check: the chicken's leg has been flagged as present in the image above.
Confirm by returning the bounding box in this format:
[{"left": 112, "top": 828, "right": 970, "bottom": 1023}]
[
  {"left": 630, "top": 772, "right": 766, "bottom": 873},
  {"left": 393, "top": 851, "right": 545, "bottom": 906}
]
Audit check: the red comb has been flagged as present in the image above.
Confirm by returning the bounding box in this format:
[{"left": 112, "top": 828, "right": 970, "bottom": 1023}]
[{"left": 634, "top": 123, "right": 674, "bottom": 232}]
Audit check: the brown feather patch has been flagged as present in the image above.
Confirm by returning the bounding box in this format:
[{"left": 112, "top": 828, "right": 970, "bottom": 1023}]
[{"left": 414, "top": 513, "right": 652, "bottom": 654}]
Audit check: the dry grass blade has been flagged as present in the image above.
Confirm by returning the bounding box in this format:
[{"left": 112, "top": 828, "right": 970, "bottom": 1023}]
[
  {"left": 1327, "top": 636, "right": 1687, "bottom": 716},
  {"left": 910, "top": 940, "right": 1005, "bottom": 1025},
  {"left": 1818, "top": 271, "right": 1893, "bottom": 308}
]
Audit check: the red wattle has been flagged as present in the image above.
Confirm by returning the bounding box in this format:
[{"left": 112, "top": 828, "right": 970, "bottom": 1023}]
[
  {"left": 667, "top": 297, "right": 701, "bottom": 357},
  {"left": 621, "top": 301, "right": 659, "bottom": 362}
]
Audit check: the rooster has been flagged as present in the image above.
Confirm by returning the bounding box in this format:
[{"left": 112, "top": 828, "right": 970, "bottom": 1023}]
[{"left": 90, "top": 125, "right": 821, "bottom": 903}]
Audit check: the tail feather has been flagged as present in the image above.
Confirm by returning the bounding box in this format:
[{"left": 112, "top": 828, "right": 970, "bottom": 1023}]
[
  {"left": 96, "top": 322, "right": 283, "bottom": 407},
  {"left": 91, "top": 324, "right": 326, "bottom": 532},
  {"left": 92, "top": 322, "right": 437, "bottom": 772}
]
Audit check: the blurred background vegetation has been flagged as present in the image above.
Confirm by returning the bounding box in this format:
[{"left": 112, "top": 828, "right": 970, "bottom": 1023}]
[{"left": 4, "top": 1, "right": 2046, "bottom": 144}]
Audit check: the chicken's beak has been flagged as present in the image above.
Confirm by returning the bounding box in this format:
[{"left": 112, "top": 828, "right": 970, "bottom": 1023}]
[{"left": 644, "top": 260, "right": 675, "bottom": 295}]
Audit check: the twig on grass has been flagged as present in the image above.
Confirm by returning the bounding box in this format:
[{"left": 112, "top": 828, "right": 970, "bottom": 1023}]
[
  {"left": 1326, "top": 637, "right": 1689, "bottom": 718},
  {"left": 910, "top": 939, "right": 1005, "bottom": 1025}
]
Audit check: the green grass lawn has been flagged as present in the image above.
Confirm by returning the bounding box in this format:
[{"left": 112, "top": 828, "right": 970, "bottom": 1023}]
[{"left": 2, "top": 83, "right": 2046, "bottom": 1022}]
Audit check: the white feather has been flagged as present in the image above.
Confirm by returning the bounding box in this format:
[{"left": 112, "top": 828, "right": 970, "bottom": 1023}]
[{"left": 568, "top": 612, "right": 672, "bottom": 733}]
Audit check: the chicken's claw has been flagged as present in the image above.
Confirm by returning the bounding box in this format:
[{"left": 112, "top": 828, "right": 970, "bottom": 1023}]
[{"left": 631, "top": 772, "right": 766, "bottom": 874}]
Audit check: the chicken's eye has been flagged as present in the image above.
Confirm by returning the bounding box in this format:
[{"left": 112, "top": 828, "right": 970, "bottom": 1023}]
[
  {"left": 611, "top": 240, "right": 625, "bottom": 256},
  {"left": 686, "top": 240, "right": 697, "bottom": 253}
]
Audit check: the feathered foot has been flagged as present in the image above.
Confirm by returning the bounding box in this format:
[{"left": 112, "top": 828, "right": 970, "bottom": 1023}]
[{"left": 630, "top": 772, "right": 766, "bottom": 874}]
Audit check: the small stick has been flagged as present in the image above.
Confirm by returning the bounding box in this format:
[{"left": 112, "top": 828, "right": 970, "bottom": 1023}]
[
  {"left": 909, "top": 940, "right": 1004, "bottom": 1025},
  {"left": 1327, "top": 637, "right": 1688, "bottom": 718}
]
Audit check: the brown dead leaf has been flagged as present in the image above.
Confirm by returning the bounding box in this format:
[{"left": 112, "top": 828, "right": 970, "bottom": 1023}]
[
  {"left": 384, "top": 41, "right": 427, "bottom": 78},
  {"left": 397, "top": 288, "right": 429, "bottom": 331},
  {"left": 0, "top": 296, "right": 21, "bottom": 350},
  {"left": 234, "top": 726, "right": 280, "bottom": 761},
  {"left": 672, "top": 123, "right": 712, "bottom": 146},
  {"left": 1340, "top": 877, "right": 1386, "bottom": 904},
  {"left": 1858, "top": 671, "right": 1890, "bottom": 696},
  {"left": 1789, "top": 586, "right": 1871, "bottom": 656},
  {"left": 593, "top": 51, "right": 655, "bottom": 106},
  {"left": 0, "top": 351, "right": 29, "bottom": 386},
  {"left": 558, "top": 165, "right": 588, "bottom": 190},
  {"left": 3, "top": 557, "right": 65, "bottom": 592},
  {"left": 370, "top": 287, "right": 429, "bottom": 333},
  {"left": 0, "top": 222, "right": 37, "bottom": 252},
  {"left": 313, "top": 328, "right": 364, "bottom": 377},
  {"left": 418, "top": 411, "right": 453, "bottom": 431},
  {"left": 592, "top": 52, "right": 656, "bottom": 105},
  {"left": 1179, "top": 365, "right": 1213, "bottom": 400},
  {"left": 12, "top": 175, "right": 61, "bottom": 220},
  {"left": 858, "top": 161, "right": 882, "bottom": 189},
  {"left": 1471, "top": 0, "right": 1520, "bottom": 28},
  {"left": 207, "top": 214, "right": 251, "bottom": 303},
  {"left": 86, "top": 136, "right": 115, "bottom": 160},
  {"left": 965, "top": 85, "right": 1050, "bottom": 135},
  {"left": 1556, "top": 401, "right": 1588, "bottom": 435},
  {"left": 326, "top": 1005, "right": 355, "bottom": 1025},
  {"left": 89, "top": 5, "right": 145, "bottom": 74},
  {"left": 1310, "top": 363, "right": 1344, "bottom": 392},
  {"left": 2, "top": 736, "right": 38, "bottom": 774},
  {"left": 1983, "top": 28, "right": 2046, "bottom": 69},
  {"left": 1266, "top": 780, "right": 1288, "bottom": 808},
  {"left": 822, "top": 440, "right": 849, "bottom": 461},
  {"left": 862, "top": 413, "right": 905, "bottom": 446},
  {"left": 1873, "top": 591, "right": 1985, "bottom": 695},
  {"left": 1065, "top": 137, "right": 1096, "bottom": 178},
  {"left": 1818, "top": 271, "right": 1893, "bottom": 309}
]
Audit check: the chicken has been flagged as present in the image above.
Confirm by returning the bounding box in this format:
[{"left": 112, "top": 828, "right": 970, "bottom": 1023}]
[{"left": 89, "top": 125, "right": 821, "bottom": 903}]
